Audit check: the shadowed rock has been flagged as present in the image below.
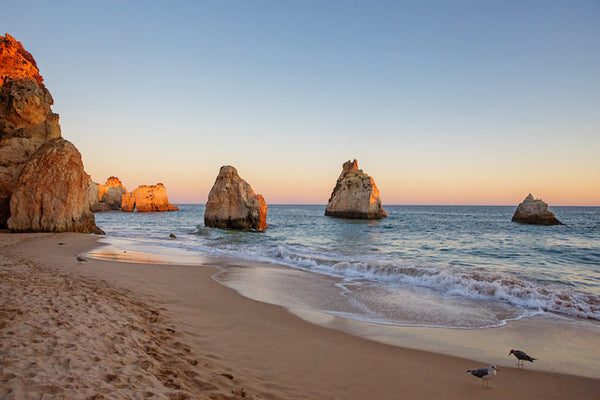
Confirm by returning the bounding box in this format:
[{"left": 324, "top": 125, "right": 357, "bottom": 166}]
[
  {"left": 87, "top": 178, "right": 103, "bottom": 212},
  {"left": 325, "top": 160, "right": 387, "bottom": 219},
  {"left": 7, "top": 138, "right": 103, "bottom": 234},
  {"left": 204, "top": 166, "right": 267, "bottom": 231},
  {"left": 511, "top": 194, "right": 562, "bottom": 225}
]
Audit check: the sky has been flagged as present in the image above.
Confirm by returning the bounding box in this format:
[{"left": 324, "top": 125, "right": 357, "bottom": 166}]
[{"left": 2, "top": 0, "right": 599, "bottom": 205}]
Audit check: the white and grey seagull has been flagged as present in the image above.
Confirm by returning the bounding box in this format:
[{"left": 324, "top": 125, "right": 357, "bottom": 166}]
[{"left": 467, "top": 364, "right": 498, "bottom": 389}]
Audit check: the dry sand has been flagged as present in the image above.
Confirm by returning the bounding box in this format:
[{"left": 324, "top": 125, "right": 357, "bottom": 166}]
[{"left": 1, "top": 232, "right": 598, "bottom": 400}]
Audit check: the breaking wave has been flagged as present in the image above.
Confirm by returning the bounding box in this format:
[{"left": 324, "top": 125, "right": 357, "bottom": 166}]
[{"left": 186, "top": 236, "right": 600, "bottom": 321}]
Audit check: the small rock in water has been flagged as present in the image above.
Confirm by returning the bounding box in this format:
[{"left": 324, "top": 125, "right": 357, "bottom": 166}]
[
  {"left": 511, "top": 193, "right": 562, "bottom": 225},
  {"left": 169, "top": 233, "right": 177, "bottom": 239}
]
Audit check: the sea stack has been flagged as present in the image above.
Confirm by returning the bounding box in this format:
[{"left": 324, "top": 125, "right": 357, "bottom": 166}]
[
  {"left": 121, "top": 183, "right": 178, "bottom": 213},
  {"left": 0, "top": 33, "right": 61, "bottom": 227},
  {"left": 325, "top": 160, "right": 387, "bottom": 219},
  {"left": 511, "top": 194, "right": 562, "bottom": 225},
  {"left": 1, "top": 33, "right": 101, "bottom": 233},
  {"left": 99, "top": 176, "right": 127, "bottom": 209},
  {"left": 204, "top": 166, "right": 267, "bottom": 231},
  {"left": 7, "top": 139, "right": 103, "bottom": 234},
  {"left": 89, "top": 176, "right": 127, "bottom": 211}
]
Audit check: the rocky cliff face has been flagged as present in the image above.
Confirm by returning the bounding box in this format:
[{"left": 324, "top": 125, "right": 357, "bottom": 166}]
[
  {"left": 0, "top": 33, "right": 61, "bottom": 227},
  {"left": 98, "top": 176, "right": 127, "bottom": 210},
  {"left": 7, "top": 138, "right": 103, "bottom": 234},
  {"left": 204, "top": 166, "right": 267, "bottom": 231},
  {"left": 121, "top": 184, "right": 178, "bottom": 213},
  {"left": 88, "top": 178, "right": 102, "bottom": 212},
  {"left": 325, "top": 160, "right": 387, "bottom": 219},
  {"left": 511, "top": 194, "right": 562, "bottom": 225},
  {"left": 88, "top": 176, "right": 127, "bottom": 212}
]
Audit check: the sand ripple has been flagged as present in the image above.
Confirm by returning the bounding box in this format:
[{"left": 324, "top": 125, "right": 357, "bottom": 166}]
[{"left": 0, "top": 246, "right": 272, "bottom": 400}]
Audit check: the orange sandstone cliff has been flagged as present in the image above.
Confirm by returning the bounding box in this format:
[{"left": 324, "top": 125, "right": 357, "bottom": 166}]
[
  {"left": 0, "top": 33, "right": 101, "bottom": 233},
  {"left": 0, "top": 33, "right": 61, "bottom": 227},
  {"left": 8, "top": 139, "right": 103, "bottom": 234},
  {"left": 121, "top": 183, "right": 178, "bottom": 213},
  {"left": 88, "top": 176, "right": 127, "bottom": 212}
]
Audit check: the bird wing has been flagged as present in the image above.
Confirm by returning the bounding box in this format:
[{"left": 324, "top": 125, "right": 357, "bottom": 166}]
[
  {"left": 467, "top": 368, "right": 488, "bottom": 378},
  {"left": 515, "top": 350, "right": 534, "bottom": 361}
]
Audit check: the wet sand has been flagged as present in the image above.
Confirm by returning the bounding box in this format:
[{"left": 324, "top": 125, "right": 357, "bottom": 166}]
[{"left": 1, "top": 232, "right": 599, "bottom": 399}]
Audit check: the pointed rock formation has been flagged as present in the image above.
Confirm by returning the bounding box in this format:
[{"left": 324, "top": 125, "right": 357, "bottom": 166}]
[
  {"left": 0, "top": 33, "right": 61, "bottom": 227},
  {"left": 121, "top": 183, "right": 178, "bottom": 213},
  {"left": 204, "top": 166, "right": 267, "bottom": 231},
  {"left": 325, "top": 160, "right": 387, "bottom": 219},
  {"left": 511, "top": 194, "right": 562, "bottom": 225},
  {"left": 7, "top": 138, "right": 103, "bottom": 234}
]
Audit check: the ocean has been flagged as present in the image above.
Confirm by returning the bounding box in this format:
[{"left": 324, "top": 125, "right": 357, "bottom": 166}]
[{"left": 91, "top": 205, "right": 600, "bottom": 331}]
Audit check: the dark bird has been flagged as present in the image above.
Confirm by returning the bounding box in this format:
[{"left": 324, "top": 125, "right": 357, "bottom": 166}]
[
  {"left": 76, "top": 255, "right": 87, "bottom": 263},
  {"left": 509, "top": 349, "right": 536, "bottom": 367},
  {"left": 467, "top": 365, "right": 498, "bottom": 389}
]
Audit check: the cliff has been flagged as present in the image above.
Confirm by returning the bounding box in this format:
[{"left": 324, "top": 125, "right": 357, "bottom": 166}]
[
  {"left": 325, "top": 160, "right": 387, "bottom": 219},
  {"left": 121, "top": 183, "right": 178, "bottom": 213},
  {"left": 204, "top": 166, "right": 268, "bottom": 231},
  {"left": 98, "top": 176, "right": 127, "bottom": 210},
  {"left": 8, "top": 138, "right": 103, "bottom": 234},
  {"left": 0, "top": 33, "right": 61, "bottom": 227}
]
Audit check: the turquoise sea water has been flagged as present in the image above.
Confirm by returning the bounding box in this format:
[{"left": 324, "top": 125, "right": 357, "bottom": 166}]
[{"left": 93, "top": 205, "right": 600, "bottom": 329}]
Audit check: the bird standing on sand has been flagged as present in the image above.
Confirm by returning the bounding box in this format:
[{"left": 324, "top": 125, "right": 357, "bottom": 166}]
[
  {"left": 467, "top": 365, "right": 498, "bottom": 389},
  {"left": 509, "top": 349, "right": 536, "bottom": 367},
  {"left": 76, "top": 255, "right": 87, "bottom": 263}
]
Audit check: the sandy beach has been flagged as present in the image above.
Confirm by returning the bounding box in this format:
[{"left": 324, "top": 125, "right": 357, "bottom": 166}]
[{"left": 1, "top": 232, "right": 599, "bottom": 400}]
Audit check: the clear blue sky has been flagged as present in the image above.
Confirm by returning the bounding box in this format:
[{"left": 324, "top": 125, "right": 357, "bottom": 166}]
[{"left": 3, "top": 1, "right": 599, "bottom": 204}]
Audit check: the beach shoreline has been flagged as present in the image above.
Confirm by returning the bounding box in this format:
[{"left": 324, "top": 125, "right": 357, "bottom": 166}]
[{"left": 1, "top": 232, "right": 599, "bottom": 399}]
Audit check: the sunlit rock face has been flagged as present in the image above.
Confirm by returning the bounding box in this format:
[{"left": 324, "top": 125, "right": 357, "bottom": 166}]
[
  {"left": 99, "top": 176, "right": 127, "bottom": 210},
  {"left": 121, "top": 184, "right": 178, "bottom": 213},
  {"left": 511, "top": 194, "right": 562, "bottom": 225},
  {"left": 7, "top": 138, "right": 103, "bottom": 234},
  {"left": 325, "top": 159, "right": 387, "bottom": 219},
  {"left": 204, "top": 166, "right": 268, "bottom": 231},
  {"left": 0, "top": 33, "right": 61, "bottom": 227}
]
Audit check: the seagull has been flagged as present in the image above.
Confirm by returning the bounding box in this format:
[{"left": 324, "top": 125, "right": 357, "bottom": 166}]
[
  {"left": 76, "top": 255, "right": 87, "bottom": 263},
  {"left": 509, "top": 349, "right": 536, "bottom": 367},
  {"left": 467, "top": 365, "right": 498, "bottom": 389}
]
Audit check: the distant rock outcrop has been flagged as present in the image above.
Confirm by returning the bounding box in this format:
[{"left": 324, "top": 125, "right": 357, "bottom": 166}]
[
  {"left": 7, "top": 138, "right": 104, "bottom": 234},
  {"left": 121, "top": 183, "right": 178, "bottom": 213},
  {"left": 511, "top": 194, "right": 562, "bottom": 225},
  {"left": 325, "top": 160, "right": 387, "bottom": 219},
  {"left": 87, "top": 178, "right": 103, "bottom": 212},
  {"left": 204, "top": 166, "right": 267, "bottom": 231},
  {"left": 0, "top": 33, "right": 61, "bottom": 227},
  {"left": 99, "top": 176, "right": 127, "bottom": 210}
]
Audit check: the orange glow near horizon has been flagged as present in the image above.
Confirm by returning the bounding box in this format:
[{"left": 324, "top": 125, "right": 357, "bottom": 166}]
[
  {"left": 159, "top": 173, "right": 600, "bottom": 206},
  {"left": 87, "top": 153, "right": 600, "bottom": 207}
]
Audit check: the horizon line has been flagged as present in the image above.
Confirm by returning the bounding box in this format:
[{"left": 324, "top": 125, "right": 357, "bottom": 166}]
[{"left": 169, "top": 203, "right": 600, "bottom": 207}]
